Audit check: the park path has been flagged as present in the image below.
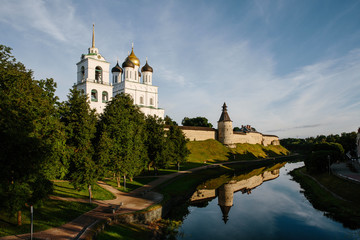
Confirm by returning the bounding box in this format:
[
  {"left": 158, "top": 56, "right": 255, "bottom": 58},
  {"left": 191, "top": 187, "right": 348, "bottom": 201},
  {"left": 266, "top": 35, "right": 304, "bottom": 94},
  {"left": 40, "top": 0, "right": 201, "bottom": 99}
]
[
  {"left": 330, "top": 161, "right": 360, "bottom": 183},
  {"left": 0, "top": 156, "right": 299, "bottom": 240}
]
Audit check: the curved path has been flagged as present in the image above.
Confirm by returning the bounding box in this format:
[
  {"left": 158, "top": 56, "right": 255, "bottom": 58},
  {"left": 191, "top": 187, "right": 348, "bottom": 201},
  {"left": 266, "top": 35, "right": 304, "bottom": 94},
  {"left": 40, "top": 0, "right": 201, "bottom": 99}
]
[{"left": 0, "top": 157, "right": 294, "bottom": 240}]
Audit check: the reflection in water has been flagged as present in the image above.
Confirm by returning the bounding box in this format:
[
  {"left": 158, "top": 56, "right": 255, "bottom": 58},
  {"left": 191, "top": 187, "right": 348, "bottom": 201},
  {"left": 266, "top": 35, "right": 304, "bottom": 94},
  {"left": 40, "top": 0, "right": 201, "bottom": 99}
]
[
  {"left": 174, "top": 162, "right": 359, "bottom": 240},
  {"left": 190, "top": 168, "right": 280, "bottom": 223}
]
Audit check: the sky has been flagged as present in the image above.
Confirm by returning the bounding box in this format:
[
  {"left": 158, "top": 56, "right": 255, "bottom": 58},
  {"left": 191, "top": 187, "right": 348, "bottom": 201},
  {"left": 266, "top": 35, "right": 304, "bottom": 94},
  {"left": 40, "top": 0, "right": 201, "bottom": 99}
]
[{"left": 1, "top": 0, "right": 360, "bottom": 139}]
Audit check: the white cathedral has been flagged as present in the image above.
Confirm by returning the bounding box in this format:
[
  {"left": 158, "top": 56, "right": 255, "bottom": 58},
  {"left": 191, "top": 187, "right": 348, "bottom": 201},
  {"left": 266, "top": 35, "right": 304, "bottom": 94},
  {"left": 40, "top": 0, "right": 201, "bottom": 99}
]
[{"left": 75, "top": 25, "right": 164, "bottom": 119}]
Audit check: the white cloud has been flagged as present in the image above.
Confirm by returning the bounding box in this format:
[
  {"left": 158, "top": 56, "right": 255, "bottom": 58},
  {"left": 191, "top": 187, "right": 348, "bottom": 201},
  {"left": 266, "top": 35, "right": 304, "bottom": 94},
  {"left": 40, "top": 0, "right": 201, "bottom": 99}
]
[{"left": 0, "top": 0, "right": 87, "bottom": 47}]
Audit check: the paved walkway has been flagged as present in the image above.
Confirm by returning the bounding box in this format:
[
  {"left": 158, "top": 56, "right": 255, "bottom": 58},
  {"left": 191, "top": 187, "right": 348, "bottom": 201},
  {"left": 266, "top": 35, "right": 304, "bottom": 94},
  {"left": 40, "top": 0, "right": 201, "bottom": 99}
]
[
  {"left": 0, "top": 157, "right": 293, "bottom": 240},
  {"left": 331, "top": 161, "right": 360, "bottom": 183}
]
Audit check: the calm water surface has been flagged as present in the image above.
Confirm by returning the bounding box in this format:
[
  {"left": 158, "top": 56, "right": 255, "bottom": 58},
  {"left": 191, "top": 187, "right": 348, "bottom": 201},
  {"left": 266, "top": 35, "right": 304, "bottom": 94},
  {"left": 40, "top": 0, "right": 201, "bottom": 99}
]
[{"left": 177, "top": 162, "right": 360, "bottom": 240}]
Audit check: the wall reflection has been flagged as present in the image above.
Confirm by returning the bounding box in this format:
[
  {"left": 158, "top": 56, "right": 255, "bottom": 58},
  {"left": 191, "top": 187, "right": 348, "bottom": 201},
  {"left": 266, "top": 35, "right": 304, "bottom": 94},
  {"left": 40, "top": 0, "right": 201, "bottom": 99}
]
[{"left": 190, "top": 168, "right": 280, "bottom": 223}]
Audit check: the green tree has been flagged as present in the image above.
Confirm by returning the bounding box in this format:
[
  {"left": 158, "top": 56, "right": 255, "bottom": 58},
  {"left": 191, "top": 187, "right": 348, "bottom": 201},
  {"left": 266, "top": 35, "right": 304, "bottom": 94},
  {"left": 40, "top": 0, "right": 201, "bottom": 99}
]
[
  {"left": 144, "top": 115, "right": 170, "bottom": 173},
  {"left": 164, "top": 115, "right": 178, "bottom": 126},
  {"left": 305, "top": 142, "right": 344, "bottom": 174},
  {"left": 60, "top": 87, "right": 98, "bottom": 202},
  {"left": 0, "top": 45, "right": 65, "bottom": 225},
  {"left": 166, "top": 125, "right": 190, "bottom": 171},
  {"left": 98, "top": 94, "right": 147, "bottom": 188},
  {"left": 181, "top": 116, "right": 213, "bottom": 128},
  {"left": 233, "top": 127, "right": 241, "bottom": 132}
]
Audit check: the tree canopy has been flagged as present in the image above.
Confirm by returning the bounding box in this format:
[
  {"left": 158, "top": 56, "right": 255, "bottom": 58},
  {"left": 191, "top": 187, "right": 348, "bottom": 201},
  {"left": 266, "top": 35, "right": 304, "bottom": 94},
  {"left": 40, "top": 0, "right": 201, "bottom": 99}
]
[
  {"left": 181, "top": 116, "right": 213, "bottom": 128},
  {"left": 60, "top": 87, "right": 98, "bottom": 201},
  {"left": 0, "top": 45, "right": 65, "bottom": 223},
  {"left": 97, "top": 93, "right": 147, "bottom": 187}
]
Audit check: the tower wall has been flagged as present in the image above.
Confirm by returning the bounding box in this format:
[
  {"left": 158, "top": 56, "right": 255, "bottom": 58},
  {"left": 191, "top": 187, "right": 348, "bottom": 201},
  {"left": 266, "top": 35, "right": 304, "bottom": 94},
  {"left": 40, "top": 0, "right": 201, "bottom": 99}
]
[
  {"left": 218, "top": 121, "right": 234, "bottom": 146},
  {"left": 217, "top": 183, "right": 234, "bottom": 207}
]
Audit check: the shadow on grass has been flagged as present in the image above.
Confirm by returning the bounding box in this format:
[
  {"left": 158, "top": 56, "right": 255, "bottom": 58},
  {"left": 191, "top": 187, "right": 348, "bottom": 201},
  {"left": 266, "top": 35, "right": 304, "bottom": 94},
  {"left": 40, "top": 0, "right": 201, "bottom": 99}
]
[{"left": 53, "top": 185, "right": 86, "bottom": 199}]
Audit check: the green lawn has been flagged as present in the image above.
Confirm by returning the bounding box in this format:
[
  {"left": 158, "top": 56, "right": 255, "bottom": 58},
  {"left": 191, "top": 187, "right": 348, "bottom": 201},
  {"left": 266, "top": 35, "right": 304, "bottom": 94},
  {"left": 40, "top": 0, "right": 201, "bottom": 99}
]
[
  {"left": 52, "top": 181, "right": 115, "bottom": 200},
  {"left": 0, "top": 199, "right": 96, "bottom": 237},
  {"left": 187, "top": 139, "right": 289, "bottom": 163},
  {"left": 96, "top": 223, "right": 152, "bottom": 240},
  {"left": 291, "top": 167, "right": 360, "bottom": 229},
  {"left": 102, "top": 177, "right": 158, "bottom": 193}
]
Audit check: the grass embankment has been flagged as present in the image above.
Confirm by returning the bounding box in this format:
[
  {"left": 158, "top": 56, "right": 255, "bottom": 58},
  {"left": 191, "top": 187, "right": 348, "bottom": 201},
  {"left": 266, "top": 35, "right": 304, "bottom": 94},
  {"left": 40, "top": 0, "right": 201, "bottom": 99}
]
[
  {"left": 291, "top": 167, "right": 360, "bottom": 229},
  {"left": 52, "top": 181, "right": 115, "bottom": 200},
  {"left": 0, "top": 199, "right": 96, "bottom": 237},
  {"left": 96, "top": 223, "right": 152, "bottom": 240},
  {"left": 187, "top": 139, "right": 289, "bottom": 163}
]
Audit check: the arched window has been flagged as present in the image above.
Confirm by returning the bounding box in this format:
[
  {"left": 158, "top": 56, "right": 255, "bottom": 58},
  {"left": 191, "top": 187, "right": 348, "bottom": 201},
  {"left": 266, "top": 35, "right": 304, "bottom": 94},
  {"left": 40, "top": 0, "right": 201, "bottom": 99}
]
[
  {"left": 102, "top": 91, "right": 108, "bottom": 103},
  {"left": 81, "top": 66, "right": 85, "bottom": 81},
  {"left": 150, "top": 98, "right": 153, "bottom": 105},
  {"left": 140, "top": 96, "right": 144, "bottom": 105},
  {"left": 95, "top": 66, "right": 102, "bottom": 83},
  {"left": 114, "top": 75, "right": 118, "bottom": 83},
  {"left": 91, "top": 89, "right": 98, "bottom": 102}
]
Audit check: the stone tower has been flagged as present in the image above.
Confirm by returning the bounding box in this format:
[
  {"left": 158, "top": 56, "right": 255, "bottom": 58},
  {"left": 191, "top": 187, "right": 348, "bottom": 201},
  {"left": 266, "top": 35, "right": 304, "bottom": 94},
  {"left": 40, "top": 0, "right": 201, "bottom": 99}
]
[
  {"left": 217, "top": 183, "right": 234, "bottom": 224},
  {"left": 75, "top": 24, "right": 112, "bottom": 114},
  {"left": 218, "top": 103, "right": 234, "bottom": 147}
]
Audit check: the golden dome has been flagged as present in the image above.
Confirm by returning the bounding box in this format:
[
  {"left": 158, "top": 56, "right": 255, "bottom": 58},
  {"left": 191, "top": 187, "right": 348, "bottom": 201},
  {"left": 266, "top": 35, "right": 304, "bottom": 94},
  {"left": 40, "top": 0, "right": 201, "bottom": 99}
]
[{"left": 128, "top": 47, "right": 140, "bottom": 66}]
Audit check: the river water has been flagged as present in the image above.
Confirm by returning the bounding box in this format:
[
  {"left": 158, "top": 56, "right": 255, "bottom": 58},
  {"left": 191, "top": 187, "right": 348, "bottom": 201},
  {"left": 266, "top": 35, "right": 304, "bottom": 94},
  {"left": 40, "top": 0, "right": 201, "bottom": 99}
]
[{"left": 174, "top": 162, "right": 360, "bottom": 240}]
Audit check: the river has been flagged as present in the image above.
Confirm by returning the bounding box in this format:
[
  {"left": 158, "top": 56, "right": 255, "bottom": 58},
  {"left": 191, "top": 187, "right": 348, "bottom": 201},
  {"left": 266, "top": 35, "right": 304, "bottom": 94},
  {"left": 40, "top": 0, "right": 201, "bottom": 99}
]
[{"left": 170, "top": 162, "right": 360, "bottom": 240}]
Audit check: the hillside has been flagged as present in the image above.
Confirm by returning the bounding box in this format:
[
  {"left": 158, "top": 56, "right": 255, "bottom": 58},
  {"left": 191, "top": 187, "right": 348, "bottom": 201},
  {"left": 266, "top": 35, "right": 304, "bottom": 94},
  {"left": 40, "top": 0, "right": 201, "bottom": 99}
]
[{"left": 187, "top": 139, "right": 289, "bottom": 163}]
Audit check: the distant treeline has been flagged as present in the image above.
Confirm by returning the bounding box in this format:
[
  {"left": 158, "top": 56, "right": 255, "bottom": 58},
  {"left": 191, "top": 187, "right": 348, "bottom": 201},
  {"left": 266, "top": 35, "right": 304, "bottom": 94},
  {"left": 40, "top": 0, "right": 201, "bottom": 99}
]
[
  {"left": 280, "top": 132, "right": 357, "bottom": 155},
  {"left": 281, "top": 132, "right": 357, "bottom": 174}
]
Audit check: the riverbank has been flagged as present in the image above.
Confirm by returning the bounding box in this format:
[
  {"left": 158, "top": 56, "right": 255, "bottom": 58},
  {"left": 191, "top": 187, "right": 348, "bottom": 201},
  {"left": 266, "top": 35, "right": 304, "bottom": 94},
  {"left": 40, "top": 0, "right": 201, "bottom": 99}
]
[
  {"left": 98, "top": 156, "right": 299, "bottom": 239},
  {"left": 290, "top": 166, "right": 360, "bottom": 229}
]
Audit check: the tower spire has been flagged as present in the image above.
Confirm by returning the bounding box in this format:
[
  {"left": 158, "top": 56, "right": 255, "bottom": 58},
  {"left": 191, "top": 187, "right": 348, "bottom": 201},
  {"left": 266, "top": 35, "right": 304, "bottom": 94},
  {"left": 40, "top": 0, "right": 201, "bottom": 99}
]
[{"left": 92, "top": 24, "right": 95, "bottom": 48}]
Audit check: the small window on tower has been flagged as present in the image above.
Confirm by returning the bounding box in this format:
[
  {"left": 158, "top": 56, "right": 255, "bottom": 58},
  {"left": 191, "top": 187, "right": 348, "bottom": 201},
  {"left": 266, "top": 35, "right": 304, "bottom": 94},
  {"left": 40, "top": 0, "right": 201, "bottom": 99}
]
[
  {"left": 150, "top": 98, "right": 153, "bottom": 105},
  {"left": 91, "top": 89, "right": 98, "bottom": 102},
  {"left": 102, "top": 91, "right": 108, "bottom": 103},
  {"left": 140, "top": 96, "right": 144, "bottom": 105},
  {"left": 115, "top": 75, "right": 118, "bottom": 83}
]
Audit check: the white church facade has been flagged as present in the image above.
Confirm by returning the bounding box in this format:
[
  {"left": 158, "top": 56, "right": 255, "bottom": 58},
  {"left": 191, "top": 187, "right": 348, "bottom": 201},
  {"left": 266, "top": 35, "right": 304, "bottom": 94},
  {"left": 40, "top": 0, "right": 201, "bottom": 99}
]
[{"left": 75, "top": 25, "right": 164, "bottom": 118}]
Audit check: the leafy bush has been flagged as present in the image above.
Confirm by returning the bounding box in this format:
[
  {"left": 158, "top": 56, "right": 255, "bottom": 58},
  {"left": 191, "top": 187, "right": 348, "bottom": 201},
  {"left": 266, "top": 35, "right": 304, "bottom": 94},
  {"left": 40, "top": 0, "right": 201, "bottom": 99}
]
[{"left": 305, "top": 142, "right": 344, "bottom": 174}]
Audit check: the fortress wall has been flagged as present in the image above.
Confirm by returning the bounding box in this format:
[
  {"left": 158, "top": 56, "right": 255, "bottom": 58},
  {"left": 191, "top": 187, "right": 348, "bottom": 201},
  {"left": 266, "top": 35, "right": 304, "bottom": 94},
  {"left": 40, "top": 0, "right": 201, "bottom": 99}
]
[
  {"left": 232, "top": 133, "right": 251, "bottom": 144},
  {"left": 232, "top": 132, "right": 263, "bottom": 145},
  {"left": 177, "top": 126, "right": 216, "bottom": 141},
  {"left": 262, "top": 135, "right": 280, "bottom": 146},
  {"left": 165, "top": 126, "right": 279, "bottom": 146}
]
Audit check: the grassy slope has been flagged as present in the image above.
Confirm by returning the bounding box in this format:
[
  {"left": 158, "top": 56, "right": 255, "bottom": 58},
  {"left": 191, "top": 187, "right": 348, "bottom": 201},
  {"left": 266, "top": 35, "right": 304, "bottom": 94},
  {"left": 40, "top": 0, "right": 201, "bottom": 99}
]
[
  {"left": 187, "top": 139, "right": 289, "bottom": 163},
  {"left": 96, "top": 223, "right": 152, "bottom": 240},
  {"left": 52, "top": 181, "right": 115, "bottom": 200},
  {"left": 0, "top": 199, "right": 96, "bottom": 237}
]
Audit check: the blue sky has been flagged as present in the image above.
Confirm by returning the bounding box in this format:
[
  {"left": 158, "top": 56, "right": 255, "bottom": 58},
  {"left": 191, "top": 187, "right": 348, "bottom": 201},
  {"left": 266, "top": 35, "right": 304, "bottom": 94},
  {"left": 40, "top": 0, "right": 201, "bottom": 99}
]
[{"left": 1, "top": 0, "right": 360, "bottom": 138}]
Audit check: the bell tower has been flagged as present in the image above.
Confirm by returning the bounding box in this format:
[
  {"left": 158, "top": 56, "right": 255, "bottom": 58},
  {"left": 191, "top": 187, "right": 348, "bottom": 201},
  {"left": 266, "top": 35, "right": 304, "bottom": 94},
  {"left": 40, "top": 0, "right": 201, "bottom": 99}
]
[{"left": 75, "top": 24, "right": 112, "bottom": 114}]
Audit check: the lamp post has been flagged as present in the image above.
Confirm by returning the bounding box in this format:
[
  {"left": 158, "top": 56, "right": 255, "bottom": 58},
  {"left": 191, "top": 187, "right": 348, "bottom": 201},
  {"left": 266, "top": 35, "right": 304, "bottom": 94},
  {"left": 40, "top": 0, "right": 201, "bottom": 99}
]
[{"left": 30, "top": 205, "right": 33, "bottom": 240}]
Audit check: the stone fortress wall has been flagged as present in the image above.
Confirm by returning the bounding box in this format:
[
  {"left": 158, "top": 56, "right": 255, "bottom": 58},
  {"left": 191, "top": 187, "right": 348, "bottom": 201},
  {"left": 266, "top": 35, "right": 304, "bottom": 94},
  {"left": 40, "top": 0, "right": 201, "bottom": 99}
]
[{"left": 173, "top": 103, "right": 280, "bottom": 147}]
